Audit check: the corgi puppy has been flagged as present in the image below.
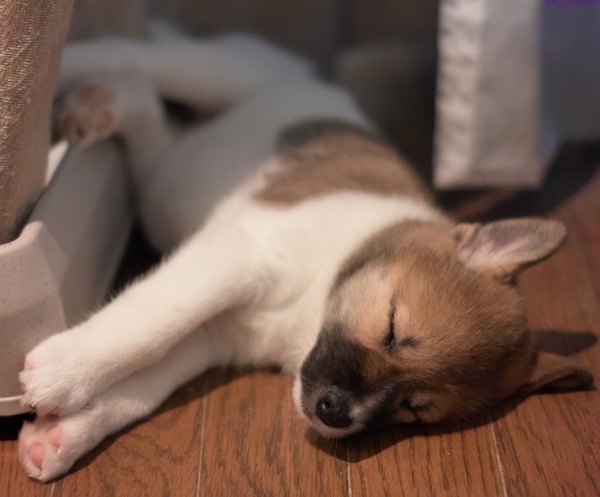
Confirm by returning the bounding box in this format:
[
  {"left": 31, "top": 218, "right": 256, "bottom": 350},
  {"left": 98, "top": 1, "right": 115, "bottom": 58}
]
[{"left": 18, "top": 32, "right": 592, "bottom": 481}]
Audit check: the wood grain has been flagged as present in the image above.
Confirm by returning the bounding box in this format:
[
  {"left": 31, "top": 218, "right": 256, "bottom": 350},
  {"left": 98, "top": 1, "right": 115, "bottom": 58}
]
[
  {"left": 346, "top": 422, "right": 506, "bottom": 497},
  {"left": 0, "top": 416, "right": 50, "bottom": 497},
  {"left": 199, "top": 369, "right": 348, "bottom": 497},
  {"left": 493, "top": 393, "right": 600, "bottom": 497},
  {"left": 53, "top": 378, "right": 207, "bottom": 497},
  {"left": 491, "top": 169, "right": 600, "bottom": 497}
]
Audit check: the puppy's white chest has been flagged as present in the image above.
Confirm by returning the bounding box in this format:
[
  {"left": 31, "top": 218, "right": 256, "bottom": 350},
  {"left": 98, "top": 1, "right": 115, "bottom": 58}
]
[{"left": 217, "top": 191, "right": 444, "bottom": 370}]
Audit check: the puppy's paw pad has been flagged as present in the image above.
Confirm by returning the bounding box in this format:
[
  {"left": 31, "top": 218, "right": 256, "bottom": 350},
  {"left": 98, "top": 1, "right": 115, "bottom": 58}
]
[
  {"left": 19, "top": 416, "right": 64, "bottom": 480},
  {"left": 19, "top": 412, "right": 98, "bottom": 482},
  {"left": 26, "top": 422, "right": 61, "bottom": 470},
  {"left": 29, "top": 443, "right": 45, "bottom": 469},
  {"left": 56, "top": 84, "right": 117, "bottom": 148},
  {"left": 46, "top": 424, "right": 62, "bottom": 448}
]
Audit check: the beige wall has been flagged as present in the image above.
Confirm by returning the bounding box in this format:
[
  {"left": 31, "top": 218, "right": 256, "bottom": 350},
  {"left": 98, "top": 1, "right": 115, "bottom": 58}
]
[
  {"left": 148, "top": 0, "right": 437, "bottom": 63},
  {"left": 149, "top": 0, "right": 339, "bottom": 65},
  {"left": 350, "top": 0, "right": 438, "bottom": 44}
]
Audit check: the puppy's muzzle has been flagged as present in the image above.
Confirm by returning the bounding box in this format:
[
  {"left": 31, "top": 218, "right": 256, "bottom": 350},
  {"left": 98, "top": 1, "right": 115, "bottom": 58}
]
[{"left": 315, "top": 387, "right": 353, "bottom": 428}]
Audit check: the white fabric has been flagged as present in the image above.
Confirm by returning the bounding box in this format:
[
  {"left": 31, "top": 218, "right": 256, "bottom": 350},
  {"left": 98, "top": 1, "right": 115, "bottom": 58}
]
[
  {"left": 434, "top": 0, "right": 541, "bottom": 189},
  {"left": 435, "top": 1, "right": 600, "bottom": 189}
]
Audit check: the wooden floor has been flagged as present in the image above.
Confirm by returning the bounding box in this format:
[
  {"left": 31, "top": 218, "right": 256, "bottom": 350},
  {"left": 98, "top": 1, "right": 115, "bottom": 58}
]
[{"left": 1, "top": 144, "right": 599, "bottom": 496}]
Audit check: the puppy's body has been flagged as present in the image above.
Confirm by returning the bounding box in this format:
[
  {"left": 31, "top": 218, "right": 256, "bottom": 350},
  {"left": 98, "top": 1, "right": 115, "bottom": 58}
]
[{"left": 18, "top": 33, "right": 591, "bottom": 481}]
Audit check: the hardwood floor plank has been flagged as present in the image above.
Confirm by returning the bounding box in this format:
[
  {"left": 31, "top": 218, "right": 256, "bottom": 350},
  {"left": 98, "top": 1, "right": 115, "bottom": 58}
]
[
  {"left": 491, "top": 171, "right": 600, "bottom": 497},
  {"left": 346, "top": 422, "right": 506, "bottom": 497},
  {"left": 492, "top": 392, "right": 600, "bottom": 497},
  {"left": 566, "top": 171, "right": 600, "bottom": 309},
  {"left": 198, "top": 369, "right": 349, "bottom": 497},
  {"left": 0, "top": 416, "right": 51, "bottom": 497},
  {"left": 52, "top": 378, "right": 207, "bottom": 497}
]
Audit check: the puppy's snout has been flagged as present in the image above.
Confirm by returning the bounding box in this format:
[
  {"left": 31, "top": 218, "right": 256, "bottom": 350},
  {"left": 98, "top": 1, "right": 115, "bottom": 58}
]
[{"left": 315, "top": 388, "right": 353, "bottom": 428}]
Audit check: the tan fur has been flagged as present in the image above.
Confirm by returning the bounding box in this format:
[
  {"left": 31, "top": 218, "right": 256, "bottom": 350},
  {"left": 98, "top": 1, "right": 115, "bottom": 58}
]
[
  {"left": 255, "top": 120, "right": 430, "bottom": 205},
  {"left": 324, "top": 221, "right": 540, "bottom": 423},
  {"left": 266, "top": 124, "right": 592, "bottom": 432}
]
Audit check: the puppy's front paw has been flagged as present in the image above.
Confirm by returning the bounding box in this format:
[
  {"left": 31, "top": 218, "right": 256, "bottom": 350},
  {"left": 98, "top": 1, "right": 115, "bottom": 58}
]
[
  {"left": 19, "top": 408, "right": 103, "bottom": 481},
  {"left": 20, "top": 333, "right": 99, "bottom": 417},
  {"left": 56, "top": 83, "right": 118, "bottom": 148}
]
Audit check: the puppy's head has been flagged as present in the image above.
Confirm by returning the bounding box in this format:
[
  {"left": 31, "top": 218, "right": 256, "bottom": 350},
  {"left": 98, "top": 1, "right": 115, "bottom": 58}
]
[{"left": 294, "top": 218, "right": 593, "bottom": 438}]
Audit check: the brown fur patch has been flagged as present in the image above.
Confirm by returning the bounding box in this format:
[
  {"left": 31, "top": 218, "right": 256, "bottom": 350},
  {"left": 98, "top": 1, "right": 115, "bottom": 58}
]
[
  {"left": 300, "top": 218, "right": 590, "bottom": 431},
  {"left": 255, "top": 120, "right": 430, "bottom": 205},
  {"left": 322, "top": 221, "right": 537, "bottom": 421}
]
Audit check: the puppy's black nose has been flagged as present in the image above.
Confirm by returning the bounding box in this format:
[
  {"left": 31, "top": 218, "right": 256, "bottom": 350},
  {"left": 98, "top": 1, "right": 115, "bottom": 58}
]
[{"left": 315, "top": 388, "right": 353, "bottom": 428}]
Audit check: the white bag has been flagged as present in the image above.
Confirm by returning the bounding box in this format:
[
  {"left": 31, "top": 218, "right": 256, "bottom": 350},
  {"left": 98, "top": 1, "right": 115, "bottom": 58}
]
[{"left": 435, "top": 0, "right": 541, "bottom": 188}]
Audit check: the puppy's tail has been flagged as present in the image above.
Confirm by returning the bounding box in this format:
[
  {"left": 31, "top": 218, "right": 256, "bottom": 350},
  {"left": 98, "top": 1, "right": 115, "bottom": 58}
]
[{"left": 60, "top": 31, "right": 315, "bottom": 112}]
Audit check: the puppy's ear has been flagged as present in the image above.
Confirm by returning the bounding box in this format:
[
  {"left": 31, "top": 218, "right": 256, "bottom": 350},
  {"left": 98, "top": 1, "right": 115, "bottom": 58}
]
[
  {"left": 452, "top": 218, "right": 567, "bottom": 283},
  {"left": 523, "top": 351, "right": 593, "bottom": 393}
]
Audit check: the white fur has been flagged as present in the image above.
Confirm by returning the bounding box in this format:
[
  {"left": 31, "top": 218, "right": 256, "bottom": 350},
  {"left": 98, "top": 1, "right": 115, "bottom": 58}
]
[{"left": 19, "top": 33, "right": 444, "bottom": 481}]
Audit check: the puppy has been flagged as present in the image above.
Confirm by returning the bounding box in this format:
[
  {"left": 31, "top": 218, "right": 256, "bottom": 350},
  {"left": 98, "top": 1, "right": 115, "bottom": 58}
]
[{"left": 18, "top": 32, "right": 592, "bottom": 481}]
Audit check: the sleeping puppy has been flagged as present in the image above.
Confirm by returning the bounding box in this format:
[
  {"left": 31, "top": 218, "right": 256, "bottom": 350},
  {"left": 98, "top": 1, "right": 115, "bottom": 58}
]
[{"left": 18, "top": 32, "right": 592, "bottom": 480}]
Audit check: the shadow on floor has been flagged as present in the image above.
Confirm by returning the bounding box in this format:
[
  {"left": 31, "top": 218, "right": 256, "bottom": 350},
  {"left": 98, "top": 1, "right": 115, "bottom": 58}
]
[
  {"left": 438, "top": 140, "right": 600, "bottom": 221},
  {"left": 308, "top": 328, "right": 597, "bottom": 463}
]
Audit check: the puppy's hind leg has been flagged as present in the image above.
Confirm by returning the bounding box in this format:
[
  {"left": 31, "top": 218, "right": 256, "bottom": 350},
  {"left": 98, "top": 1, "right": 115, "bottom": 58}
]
[
  {"left": 19, "top": 324, "right": 235, "bottom": 481},
  {"left": 60, "top": 34, "right": 314, "bottom": 111},
  {"left": 56, "top": 70, "right": 173, "bottom": 190}
]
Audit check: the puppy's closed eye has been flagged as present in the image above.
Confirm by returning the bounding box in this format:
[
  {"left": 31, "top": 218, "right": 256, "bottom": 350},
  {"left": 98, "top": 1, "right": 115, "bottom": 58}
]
[
  {"left": 385, "top": 306, "right": 395, "bottom": 351},
  {"left": 397, "top": 336, "right": 419, "bottom": 348},
  {"left": 385, "top": 303, "right": 420, "bottom": 352}
]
